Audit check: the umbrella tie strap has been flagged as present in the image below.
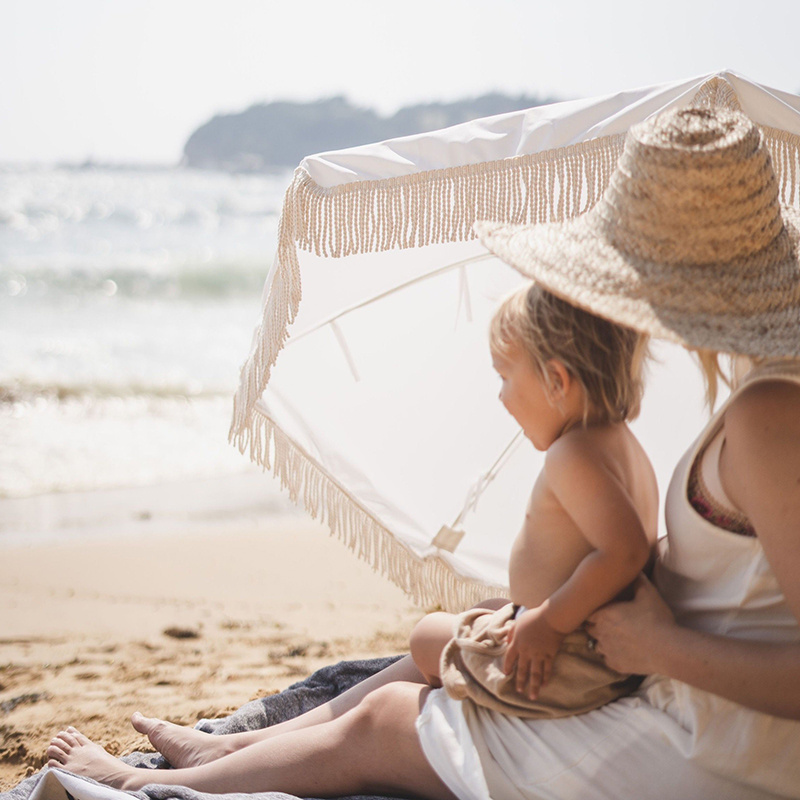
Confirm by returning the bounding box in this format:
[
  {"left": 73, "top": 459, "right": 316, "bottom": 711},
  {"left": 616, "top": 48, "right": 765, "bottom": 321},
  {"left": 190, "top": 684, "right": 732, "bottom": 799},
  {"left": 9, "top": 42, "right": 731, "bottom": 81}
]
[{"left": 433, "top": 430, "right": 525, "bottom": 552}]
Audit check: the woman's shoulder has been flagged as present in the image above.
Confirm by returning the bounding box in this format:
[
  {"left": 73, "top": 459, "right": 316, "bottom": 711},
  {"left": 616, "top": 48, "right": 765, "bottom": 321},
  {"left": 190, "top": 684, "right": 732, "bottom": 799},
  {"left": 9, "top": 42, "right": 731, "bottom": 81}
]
[
  {"left": 722, "top": 378, "right": 800, "bottom": 511},
  {"left": 725, "top": 377, "right": 800, "bottom": 439}
]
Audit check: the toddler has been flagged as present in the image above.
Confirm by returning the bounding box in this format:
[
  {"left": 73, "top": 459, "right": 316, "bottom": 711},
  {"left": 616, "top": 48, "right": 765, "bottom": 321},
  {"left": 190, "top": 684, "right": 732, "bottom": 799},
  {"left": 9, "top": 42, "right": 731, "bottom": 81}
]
[{"left": 410, "top": 283, "right": 658, "bottom": 717}]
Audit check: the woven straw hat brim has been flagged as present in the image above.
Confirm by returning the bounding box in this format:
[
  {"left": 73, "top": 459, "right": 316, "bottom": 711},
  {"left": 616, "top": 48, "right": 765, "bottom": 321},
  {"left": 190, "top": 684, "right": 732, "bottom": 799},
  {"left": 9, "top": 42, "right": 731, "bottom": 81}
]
[{"left": 475, "top": 207, "right": 800, "bottom": 359}]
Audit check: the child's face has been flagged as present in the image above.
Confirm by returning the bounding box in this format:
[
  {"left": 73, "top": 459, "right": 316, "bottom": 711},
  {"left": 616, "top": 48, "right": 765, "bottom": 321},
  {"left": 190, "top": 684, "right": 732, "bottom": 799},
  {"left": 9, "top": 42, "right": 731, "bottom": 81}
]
[{"left": 492, "top": 345, "right": 568, "bottom": 451}]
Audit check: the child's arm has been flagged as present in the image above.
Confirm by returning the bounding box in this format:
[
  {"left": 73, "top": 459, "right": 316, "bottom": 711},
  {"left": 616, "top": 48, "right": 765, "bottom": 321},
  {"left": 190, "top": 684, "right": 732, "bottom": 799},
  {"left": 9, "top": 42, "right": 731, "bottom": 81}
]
[
  {"left": 504, "top": 436, "right": 653, "bottom": 698},
  {"left": 539, "top": 436, "right": 653, "bottom": 631}
]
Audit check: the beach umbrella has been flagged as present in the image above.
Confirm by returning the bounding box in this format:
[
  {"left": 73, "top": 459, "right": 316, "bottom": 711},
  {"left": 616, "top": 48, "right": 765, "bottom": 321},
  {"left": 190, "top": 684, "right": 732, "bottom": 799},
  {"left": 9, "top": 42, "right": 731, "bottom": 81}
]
[{"left": 230, "top": 71, "right": 800, "bottom": 611}]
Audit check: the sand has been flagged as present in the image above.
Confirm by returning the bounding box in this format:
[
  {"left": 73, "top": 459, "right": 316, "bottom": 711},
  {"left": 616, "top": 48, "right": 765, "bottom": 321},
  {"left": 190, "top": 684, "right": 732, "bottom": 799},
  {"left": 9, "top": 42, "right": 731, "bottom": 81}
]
[{"left": 0, "top": 474, "right": 424, "bottom": 790}]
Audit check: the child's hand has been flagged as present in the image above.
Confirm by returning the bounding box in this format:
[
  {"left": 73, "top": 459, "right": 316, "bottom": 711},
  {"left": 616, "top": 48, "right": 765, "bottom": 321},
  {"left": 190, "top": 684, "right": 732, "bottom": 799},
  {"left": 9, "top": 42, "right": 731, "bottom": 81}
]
[{"left": 503, "top": 606, "right": 566, "bottom": 700}]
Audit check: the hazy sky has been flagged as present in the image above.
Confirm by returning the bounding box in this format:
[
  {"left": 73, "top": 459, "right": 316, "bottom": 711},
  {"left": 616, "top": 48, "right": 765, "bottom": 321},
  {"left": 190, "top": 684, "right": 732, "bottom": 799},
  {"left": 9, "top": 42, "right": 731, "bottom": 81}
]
[{"left": 3, "top": 0, "right": 800, "bottom": 164}]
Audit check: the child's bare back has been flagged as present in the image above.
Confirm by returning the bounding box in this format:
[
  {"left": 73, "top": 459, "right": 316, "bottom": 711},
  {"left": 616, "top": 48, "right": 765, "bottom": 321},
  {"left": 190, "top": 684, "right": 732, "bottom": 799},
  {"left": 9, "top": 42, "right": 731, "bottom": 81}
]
[{"left": 510, "top": 421, "right": 658, "bottom": 611}]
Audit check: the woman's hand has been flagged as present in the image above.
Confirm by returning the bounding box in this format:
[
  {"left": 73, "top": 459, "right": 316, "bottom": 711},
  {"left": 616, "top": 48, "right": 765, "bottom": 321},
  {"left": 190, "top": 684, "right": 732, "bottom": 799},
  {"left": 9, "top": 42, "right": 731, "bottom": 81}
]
[
  {"left": 586, "top": 574, "right": 677, "bottom": 676},
  {"left": 503, "top": 605, "right": 565, "bottom": 699}
]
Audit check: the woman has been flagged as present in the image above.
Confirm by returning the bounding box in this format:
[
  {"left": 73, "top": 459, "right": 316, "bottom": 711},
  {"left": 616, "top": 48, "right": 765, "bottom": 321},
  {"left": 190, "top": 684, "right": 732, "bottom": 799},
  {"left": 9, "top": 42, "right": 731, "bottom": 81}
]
[{"left": 48, "top": 106, "right": 800, "bottom": 799}]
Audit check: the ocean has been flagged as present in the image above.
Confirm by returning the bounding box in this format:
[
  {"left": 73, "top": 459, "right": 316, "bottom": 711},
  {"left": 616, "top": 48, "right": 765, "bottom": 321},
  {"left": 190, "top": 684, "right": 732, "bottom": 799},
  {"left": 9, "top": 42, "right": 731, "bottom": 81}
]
[
  {"left": 0, "top": 164, "right": 290, "bottom": 501},
  {"left": 0, "top": 163, "right": 710, "bottom": 549}
]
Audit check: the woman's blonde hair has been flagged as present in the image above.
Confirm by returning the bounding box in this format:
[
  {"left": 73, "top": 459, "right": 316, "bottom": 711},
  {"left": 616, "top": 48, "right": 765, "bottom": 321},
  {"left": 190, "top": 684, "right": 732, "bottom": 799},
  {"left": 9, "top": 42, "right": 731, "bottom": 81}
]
[
  {"left": 490, "top": 283, "right": 649, "bottom": 423},
  {"left": 692, "top": 349, "right": 761, "bottom": 409}
]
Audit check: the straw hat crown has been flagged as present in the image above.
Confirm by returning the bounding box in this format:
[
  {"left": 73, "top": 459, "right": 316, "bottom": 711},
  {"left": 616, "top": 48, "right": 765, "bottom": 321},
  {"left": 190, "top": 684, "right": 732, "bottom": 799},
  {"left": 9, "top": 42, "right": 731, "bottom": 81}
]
[
  {"left": 598, "top": 107, "right": 786, "bottom": 266},
  {"left": 476, "top": 106, "right": 800, "bottom": 358}
]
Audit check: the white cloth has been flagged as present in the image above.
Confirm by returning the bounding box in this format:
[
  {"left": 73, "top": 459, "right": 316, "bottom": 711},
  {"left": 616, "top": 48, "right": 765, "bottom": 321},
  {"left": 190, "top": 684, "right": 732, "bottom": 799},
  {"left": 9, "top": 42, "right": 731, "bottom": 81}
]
[{"left": 416, "top": 362, "right": 800, "bottom": 799}]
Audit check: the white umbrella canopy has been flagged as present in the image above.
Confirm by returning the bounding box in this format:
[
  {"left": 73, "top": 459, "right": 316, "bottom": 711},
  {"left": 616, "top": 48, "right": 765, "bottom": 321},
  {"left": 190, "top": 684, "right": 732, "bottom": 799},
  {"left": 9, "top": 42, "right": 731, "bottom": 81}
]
[{"left": 230, "top": 71, "right": 800, "bottom": 611}]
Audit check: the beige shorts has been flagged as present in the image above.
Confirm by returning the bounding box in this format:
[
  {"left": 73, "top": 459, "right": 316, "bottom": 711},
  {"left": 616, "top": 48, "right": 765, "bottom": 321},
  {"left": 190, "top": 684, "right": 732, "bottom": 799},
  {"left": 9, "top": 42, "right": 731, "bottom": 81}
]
[{"left": 440, "top": 602, "right": 642, "bottom": 719}]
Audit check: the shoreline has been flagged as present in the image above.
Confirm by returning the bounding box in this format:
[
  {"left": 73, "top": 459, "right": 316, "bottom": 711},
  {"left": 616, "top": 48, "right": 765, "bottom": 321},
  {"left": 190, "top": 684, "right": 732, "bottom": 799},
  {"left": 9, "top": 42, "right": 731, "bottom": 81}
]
[
  {"left": 0, "top": 476, "right": 423, "bottom": 790},
  {"left": 0, "top": 470, "right": 292, "bottom": 546}
]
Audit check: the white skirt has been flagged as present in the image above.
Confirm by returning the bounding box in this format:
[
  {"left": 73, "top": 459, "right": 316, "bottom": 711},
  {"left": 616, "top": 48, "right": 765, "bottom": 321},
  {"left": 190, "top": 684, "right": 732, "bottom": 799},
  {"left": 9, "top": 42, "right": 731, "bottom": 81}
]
[{"left": 416, "top": 677, "right": 800, "bottom": 799}]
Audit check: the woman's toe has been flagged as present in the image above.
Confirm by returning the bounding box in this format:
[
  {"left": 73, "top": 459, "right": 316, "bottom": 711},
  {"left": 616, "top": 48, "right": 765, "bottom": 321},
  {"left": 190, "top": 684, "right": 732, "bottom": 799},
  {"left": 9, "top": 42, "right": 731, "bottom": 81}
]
[
  {"left": 47, "top": 742, "right": 67, "bottom": 763},
  {"left": 130, "top": 712, "right": 151, "bottom": 733},
  {"left": 57, "top": 730, "right": 79, "bottom": 748},
  {"left": 70, "top": 729, "right": 91, "bottom": 745}
]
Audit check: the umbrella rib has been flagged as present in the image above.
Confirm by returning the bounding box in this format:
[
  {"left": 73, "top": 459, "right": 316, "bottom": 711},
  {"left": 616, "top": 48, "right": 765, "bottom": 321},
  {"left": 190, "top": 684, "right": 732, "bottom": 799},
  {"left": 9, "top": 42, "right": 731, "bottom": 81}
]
[
  {"left": 329, "top": 319, "right": 361, "bottom": 381},
  {"left": 286, "top": 252, "right": 494, "bottom": 346},
  {"left": 456, "top": 264, "right": 473, "bottom": 325},
  {"left": 450, "top": 429, "right": 525, "bottom": 530}
]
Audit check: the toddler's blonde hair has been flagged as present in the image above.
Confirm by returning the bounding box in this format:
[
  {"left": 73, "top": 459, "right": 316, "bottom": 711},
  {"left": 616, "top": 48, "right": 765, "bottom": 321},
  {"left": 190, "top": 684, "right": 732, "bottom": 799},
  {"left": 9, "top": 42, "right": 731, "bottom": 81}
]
[{"left": 490, "top": 283, "right": 649, "bottom": 423}]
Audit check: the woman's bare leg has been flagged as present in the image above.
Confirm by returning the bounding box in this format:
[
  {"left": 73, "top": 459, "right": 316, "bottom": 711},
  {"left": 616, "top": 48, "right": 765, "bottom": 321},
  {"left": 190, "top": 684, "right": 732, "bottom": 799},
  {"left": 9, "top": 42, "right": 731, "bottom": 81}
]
[
  {"left": 132, "top": 654, "right": 427, "bottom": 768},
  {"left": 48, "top": 683, "right": 457, "bottom": 800},
  {"left": 132, "top": 599, "right": 508, "bottom": 769}
]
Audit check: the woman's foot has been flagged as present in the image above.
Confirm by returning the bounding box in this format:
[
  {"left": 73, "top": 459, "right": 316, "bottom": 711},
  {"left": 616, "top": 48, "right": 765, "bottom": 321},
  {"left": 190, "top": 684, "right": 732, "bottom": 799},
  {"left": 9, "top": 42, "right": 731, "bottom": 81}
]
[
  {"left": 131, "top": 712, "right": 234, "bottom": 767},
  {"left": 47, "top": 728, "right": 142, "bottom": 791}
]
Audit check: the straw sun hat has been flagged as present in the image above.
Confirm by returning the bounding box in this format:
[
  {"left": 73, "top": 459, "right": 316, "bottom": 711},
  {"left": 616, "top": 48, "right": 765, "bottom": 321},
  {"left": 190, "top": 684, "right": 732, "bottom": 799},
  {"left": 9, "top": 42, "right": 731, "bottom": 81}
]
[{"left": 476, "top": 106, "right": 800, "bottom": 358}]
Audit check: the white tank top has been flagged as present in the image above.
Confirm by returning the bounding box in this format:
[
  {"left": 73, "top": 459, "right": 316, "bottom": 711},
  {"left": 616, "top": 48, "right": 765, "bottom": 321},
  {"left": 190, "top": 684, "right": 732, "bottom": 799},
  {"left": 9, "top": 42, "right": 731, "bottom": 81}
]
[{"left": 657, "top": 359, "right": 800, "bottom": 644}]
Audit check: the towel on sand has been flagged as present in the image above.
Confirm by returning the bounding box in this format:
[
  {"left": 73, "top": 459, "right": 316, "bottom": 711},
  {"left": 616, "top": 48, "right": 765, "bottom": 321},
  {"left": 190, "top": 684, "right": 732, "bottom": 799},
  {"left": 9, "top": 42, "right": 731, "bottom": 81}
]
[{"left": 1, "top": 657, "right": 409, "bottom": 800}]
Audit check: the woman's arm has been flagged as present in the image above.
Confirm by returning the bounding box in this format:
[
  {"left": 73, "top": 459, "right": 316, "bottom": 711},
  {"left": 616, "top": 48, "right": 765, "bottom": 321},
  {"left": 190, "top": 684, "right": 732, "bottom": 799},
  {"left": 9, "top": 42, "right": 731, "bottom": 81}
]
[
  {"left": 590, "top": 380, "right": 800, "bottom": 720},
  {"left": 588, "top": 577, "right": 800, "bottom": 720}
]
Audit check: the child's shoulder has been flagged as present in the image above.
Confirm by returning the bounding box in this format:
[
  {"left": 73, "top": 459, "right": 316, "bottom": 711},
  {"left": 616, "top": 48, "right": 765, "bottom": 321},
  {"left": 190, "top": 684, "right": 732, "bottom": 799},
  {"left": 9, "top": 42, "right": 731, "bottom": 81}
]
[
  {"left": 544, "top": 424, "right": 657, "bottom": 522},
  {"left": 545, "top": 422, "right": 650, "bottom": 478},
  {"left": 549, "top": 421, "right": 630, "bottom": 454},
  {"left": 544, "top": 423, "right": 618, "bottom": 471}
]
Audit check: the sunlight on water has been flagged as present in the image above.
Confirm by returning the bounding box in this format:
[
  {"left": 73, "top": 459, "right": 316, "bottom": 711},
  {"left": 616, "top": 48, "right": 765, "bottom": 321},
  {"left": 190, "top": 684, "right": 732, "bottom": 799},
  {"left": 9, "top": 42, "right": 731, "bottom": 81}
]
[{"left": 0, "top": 166, "right": 290, "bottom": 499}]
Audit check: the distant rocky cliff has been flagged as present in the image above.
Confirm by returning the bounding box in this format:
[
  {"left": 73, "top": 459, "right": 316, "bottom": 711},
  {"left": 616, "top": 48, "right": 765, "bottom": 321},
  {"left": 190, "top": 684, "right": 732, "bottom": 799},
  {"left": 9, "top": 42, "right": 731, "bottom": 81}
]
[{"left": 183, "top": 93, "right": 556, "bottom": 171}]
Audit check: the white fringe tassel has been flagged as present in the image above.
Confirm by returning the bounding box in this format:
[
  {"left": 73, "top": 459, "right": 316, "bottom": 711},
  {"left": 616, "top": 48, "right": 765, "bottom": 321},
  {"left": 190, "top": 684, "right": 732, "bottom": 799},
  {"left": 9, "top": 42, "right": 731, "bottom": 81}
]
[
  {"left": 230, "top": 132, "right": 630, "bottom": 444},
  {"left": 249, "top": 408, "right": 507, "bottom": 612},
  {"left": 229, "top": 80, "right": 800, "bottom": 609}
]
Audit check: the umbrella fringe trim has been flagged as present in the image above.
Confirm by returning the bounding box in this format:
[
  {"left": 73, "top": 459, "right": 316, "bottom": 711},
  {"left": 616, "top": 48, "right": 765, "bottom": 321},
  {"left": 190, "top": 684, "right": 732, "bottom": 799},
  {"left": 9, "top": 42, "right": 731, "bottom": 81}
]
[
  {"left": 230, "top": 133, "right": 630, "bottom": 441},
  {"left": 241, "top": 406, "right": 508, "bottom": 612},
  {"left": 230, "top": 122, "right": 800, "bottom": 445},
  {"left": 292, "top": 134, "right": 629, "bottom": 258},
  {"left": 763, "top": 124, "right": 800, "bottom": 207},
  {"left": 229, "top": 179, "right": 303, "bottom": 443}
]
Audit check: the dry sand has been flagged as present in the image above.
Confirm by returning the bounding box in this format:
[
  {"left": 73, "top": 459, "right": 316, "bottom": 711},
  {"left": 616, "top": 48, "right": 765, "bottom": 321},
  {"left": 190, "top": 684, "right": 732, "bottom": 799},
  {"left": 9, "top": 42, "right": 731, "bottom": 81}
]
[{"left": 0, "top": 476, "right": 424, "bottom": 790}]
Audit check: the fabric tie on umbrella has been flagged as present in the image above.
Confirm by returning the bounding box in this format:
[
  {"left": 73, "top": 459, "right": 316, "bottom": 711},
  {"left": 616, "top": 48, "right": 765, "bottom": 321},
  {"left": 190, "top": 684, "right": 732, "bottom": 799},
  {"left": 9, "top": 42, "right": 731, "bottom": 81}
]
[{"left": 230, "top": 71, "right": 800, "bottom": 611}]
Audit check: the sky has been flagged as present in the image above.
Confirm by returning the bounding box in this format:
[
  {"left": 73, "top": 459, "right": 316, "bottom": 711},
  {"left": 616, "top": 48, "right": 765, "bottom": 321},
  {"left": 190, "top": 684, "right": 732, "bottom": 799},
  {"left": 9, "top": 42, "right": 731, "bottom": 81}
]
[{"left": 3, "top": 0, "right": 800, "bottom": 164}]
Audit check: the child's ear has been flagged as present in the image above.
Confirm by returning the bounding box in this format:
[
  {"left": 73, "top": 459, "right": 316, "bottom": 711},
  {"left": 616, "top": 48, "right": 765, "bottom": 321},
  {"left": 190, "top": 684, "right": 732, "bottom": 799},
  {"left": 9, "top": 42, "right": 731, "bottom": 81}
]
[{"left": 546, "top": 359, "right": 571, "bottom": 399}]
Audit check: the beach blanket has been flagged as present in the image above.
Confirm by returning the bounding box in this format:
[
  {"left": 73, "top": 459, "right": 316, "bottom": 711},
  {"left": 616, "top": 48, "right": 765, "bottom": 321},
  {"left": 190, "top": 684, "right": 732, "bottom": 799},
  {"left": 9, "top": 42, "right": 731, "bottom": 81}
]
[{"left": 0, "top": 657, "right": 410, "bottom": 800}]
